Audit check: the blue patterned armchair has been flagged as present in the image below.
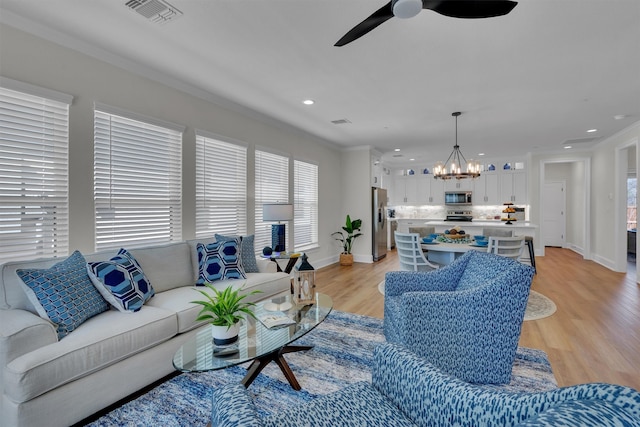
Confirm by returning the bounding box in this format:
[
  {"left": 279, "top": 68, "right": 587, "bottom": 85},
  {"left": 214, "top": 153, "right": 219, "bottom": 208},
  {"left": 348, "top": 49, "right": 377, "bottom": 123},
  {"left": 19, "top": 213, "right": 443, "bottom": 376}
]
[
  {"left": 210, "top": 343, "right": 640, "bottom": 427},
  {"left": 384, "top": 250, "right": 535, "bottom": 384}
]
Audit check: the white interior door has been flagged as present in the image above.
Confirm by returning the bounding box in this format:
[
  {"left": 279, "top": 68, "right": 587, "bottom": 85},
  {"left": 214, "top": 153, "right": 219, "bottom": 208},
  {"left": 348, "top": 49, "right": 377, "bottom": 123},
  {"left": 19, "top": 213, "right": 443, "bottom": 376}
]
[{"left": 543, "top": 181, "right": 566, "bottom": 247}]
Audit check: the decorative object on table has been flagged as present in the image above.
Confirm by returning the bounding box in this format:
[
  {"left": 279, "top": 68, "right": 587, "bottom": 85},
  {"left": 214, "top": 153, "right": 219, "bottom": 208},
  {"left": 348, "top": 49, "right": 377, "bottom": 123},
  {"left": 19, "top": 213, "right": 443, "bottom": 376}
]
[
  {"left": 262, "top": 246, "right": 273, "bottom": 256},
  {"left": 502, "top": 202, "right": 516, "bottom": 224},
  {"left": 441, "top": 226, "right": 470, "bottom": 241},
  {"left": 263, "top": 295, "right": 293, "bottom": 312},
  {"left": 263, "top": 203, "right": 294, "bottom": 252},
  {"left": 332, "top": 214, "right": 363, "bottom": 266},
  {"left": 191, "top": 283, "right": 260, "bottom": 346},
  {"left": 258, "top": 312, "right": 296, "bottom": 329},
  {"left": 294, "top": 253, "right": 315, "bottom": 304},
  {"left": 433, "top": 112, "right": 481, "bottom": 180}
]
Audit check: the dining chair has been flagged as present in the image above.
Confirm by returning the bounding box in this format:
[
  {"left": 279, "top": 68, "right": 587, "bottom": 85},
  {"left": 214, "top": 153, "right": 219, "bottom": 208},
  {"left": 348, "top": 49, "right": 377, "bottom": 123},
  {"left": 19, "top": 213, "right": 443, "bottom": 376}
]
[
  {"left": 408, "top": 226, "right": 435, "bottom": 237},
  {"left": 394, "top": 231, "right": 439, "bottom": 272},
  {"left": 482, "top": 227, "right": 514, "bottom": 238},
  {"left": 487, "top": 236, "right": 525, "bottom": 261}
]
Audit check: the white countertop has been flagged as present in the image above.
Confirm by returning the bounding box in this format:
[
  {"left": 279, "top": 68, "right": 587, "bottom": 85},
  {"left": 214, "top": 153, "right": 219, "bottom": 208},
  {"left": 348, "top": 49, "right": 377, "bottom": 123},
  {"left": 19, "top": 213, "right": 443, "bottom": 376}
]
[{"left": 425, "top": 220, "right": 538, "bottom": 228}]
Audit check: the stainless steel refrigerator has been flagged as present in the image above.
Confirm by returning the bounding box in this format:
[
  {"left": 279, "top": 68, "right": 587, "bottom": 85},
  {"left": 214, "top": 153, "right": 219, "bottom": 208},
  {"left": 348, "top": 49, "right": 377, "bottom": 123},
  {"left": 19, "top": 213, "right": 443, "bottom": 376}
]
[{"left": 372, "top": 187, "right": 387, "bottom": 261}]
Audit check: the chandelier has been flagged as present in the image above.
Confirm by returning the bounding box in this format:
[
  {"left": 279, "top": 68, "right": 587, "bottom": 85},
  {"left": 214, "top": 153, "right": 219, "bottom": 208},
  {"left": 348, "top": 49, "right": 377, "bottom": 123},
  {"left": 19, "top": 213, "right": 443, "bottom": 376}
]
[{"left": 433, "top": 112, "right": 481, "bottom": 180}]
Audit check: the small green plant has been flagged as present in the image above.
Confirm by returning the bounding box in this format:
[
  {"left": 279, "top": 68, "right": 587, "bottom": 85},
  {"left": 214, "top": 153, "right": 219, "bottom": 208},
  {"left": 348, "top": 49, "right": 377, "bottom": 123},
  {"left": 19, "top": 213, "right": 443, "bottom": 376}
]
[
  {"left": 332, "top": 214, "right": 363, "bottom": 254},
  {"left": 191, "top": 284, "right": 261, "bottom": 329}
]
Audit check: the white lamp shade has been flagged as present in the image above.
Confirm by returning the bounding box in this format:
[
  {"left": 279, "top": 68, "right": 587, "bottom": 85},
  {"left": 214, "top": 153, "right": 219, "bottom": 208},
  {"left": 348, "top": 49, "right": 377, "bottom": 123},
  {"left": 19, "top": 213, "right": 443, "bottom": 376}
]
[{"left": 263, "top": 203, "right": 294, "bottom": 221}]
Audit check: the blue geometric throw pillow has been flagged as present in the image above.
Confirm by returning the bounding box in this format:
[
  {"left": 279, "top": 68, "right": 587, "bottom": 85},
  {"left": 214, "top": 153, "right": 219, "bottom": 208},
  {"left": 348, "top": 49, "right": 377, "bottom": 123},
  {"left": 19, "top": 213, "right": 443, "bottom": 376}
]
[
  {"left": 215, "top": 233, "right": 259, "bottom": 273},
  {"left": 17, "top": 251, "right": 110, "bottom": 340},
  {"left": 87, "top": 249, "right": 155, "bottom": 312},
  {"left": 196, "top": 240, "right": 246, "bottom": 285}
]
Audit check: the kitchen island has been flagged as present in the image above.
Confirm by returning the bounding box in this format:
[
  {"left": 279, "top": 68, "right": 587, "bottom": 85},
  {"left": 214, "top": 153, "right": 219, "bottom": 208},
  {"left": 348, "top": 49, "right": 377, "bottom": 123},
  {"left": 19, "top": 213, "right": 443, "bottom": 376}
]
[{"left": 425, "top": 220, "right": 540, "bottom": 255}]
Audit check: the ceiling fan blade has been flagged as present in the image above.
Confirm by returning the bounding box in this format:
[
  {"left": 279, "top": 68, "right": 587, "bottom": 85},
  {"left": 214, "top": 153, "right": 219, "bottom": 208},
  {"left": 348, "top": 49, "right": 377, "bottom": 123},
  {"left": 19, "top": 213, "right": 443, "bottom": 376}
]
[
  {"left": 335, "top": 2, "right": 395, "bottom": 47},
  {"left": 425, "top": 0, "right": 517, "bottom": 19}
]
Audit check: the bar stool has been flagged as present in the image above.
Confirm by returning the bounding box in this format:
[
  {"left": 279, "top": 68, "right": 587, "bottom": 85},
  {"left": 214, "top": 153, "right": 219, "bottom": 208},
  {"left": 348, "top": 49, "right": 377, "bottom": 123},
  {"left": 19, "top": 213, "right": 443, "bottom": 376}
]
[{"left": 521, "top": 236, "right": 536, "bottom": 273}]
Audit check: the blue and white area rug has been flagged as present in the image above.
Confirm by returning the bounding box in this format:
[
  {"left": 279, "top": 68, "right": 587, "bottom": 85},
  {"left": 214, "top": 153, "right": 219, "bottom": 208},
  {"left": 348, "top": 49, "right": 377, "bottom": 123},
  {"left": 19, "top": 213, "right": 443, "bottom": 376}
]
[{"left": 86, "top": 311, "right": 557, "bottom": 427}]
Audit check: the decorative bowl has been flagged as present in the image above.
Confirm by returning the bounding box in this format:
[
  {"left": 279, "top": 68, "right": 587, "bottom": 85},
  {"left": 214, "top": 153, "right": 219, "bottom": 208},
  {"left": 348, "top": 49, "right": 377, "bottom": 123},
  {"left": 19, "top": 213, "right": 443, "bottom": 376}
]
[
  {"left": 474, "top": 235, "right": 486, "bottom": 241},
  {"left": 475, "top": 240, "right": 489, "bottom": 247},
  {"left": 422, "top": 237, "right": 434, "bottom": 243}
]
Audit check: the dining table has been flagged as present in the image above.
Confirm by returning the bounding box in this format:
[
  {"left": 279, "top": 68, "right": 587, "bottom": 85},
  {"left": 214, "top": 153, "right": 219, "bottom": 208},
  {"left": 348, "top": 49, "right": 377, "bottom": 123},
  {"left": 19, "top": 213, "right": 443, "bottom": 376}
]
[{"left": 421, "top": 241, "right": 488, "bottom": 265}]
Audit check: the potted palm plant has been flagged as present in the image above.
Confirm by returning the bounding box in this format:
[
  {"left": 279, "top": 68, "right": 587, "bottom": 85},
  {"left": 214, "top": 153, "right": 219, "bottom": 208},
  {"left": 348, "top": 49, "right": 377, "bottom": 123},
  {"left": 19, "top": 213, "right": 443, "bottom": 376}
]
[
  {"left": 191, "top": 284, "right": 260, "bottom": 346},
  {"left": 332, "top": 214, "right": 363, "bottom": 266}
]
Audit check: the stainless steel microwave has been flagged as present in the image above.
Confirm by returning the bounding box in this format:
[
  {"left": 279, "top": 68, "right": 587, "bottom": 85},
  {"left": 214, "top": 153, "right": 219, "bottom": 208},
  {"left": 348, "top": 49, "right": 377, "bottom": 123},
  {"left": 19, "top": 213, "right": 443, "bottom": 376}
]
[{"left": 445, "top": 191, "right": 472, "bottom": 205}]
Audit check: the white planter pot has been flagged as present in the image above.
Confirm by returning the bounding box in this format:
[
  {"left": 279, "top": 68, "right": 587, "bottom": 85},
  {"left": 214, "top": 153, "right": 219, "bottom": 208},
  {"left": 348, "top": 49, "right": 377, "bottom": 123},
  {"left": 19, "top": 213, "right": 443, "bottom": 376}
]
[{"left": 211, "top": 323, "right": 239, "bottom": 346}]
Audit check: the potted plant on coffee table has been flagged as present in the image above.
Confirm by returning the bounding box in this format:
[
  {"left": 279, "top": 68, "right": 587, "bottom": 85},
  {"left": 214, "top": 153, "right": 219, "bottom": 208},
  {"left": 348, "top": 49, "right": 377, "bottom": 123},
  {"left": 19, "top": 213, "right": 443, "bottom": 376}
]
[
  {"left": 332, "top": 214, "right": 363, "bottom": 266},
  {"left": 191, "top": 284, "right": 260, "bottom": 346}
]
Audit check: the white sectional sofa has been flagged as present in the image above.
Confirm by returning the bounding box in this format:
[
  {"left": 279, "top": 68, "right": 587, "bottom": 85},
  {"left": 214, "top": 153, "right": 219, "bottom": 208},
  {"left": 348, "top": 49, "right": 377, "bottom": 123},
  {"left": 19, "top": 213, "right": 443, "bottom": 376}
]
[{"left": 0, "top": 239, "right": 291, "bottom": 427}]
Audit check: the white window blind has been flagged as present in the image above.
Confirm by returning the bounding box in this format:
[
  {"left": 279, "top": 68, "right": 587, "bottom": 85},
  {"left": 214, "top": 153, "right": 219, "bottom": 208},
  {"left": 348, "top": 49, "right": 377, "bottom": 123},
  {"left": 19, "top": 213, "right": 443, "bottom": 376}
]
[
  {"left": 195, "top": 132, "right": 247, "bottom": 237},
  {"left": 0, "top": 83, "right": 71, "bottom": 263},
  {"left": 254, "top": 149, "right": 289, "bottom": 252},
  {"left": 294, "top": 160, "right": 318, "bottom": 251},
  {"left": 94, "top": 106, "right": 183, "bottom": 250}
]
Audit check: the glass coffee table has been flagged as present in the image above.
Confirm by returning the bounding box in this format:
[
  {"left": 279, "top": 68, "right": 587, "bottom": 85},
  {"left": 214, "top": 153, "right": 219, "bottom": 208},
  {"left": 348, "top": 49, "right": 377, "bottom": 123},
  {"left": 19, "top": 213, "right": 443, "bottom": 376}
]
[{"left": 173, "top": 292, "right": 333, "bottom": 391}]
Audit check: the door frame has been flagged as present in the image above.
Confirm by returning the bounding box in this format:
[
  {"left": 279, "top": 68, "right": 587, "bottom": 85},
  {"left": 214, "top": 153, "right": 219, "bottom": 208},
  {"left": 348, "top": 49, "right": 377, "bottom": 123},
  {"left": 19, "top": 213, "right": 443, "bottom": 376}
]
[
  {"left": 539, "top": 157, "right": 591, "bottom": 259},
  {"left": 543, "top": 180, "right": 566, "bottom": 248},
  {"left": 615, "top": 138, "right": 639, "bottom": 276}
]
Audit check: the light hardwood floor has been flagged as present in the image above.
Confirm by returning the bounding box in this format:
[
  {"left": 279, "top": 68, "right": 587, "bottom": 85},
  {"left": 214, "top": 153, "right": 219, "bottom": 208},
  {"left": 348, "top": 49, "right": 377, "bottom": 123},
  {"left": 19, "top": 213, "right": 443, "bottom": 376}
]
[{"left": 315, "top": 247, "right": 640, "bottom": 390}]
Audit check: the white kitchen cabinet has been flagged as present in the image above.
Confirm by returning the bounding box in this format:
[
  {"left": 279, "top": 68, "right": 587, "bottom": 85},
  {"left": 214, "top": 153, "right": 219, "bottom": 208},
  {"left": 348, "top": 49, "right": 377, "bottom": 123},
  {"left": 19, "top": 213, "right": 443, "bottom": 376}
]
[
  {"left": 392, "top": 175, "right": 419, "bottom": 204},
  {"left": 425, "top": 177, "right": 444, "bottom": 205},
  {"left": 444, "top": 179, "right": 473, "bottom": 192},
  {"left": 371, "top": 156, "right": 382, "bottom": 188},
  {"left": 500, "top": 170, "right": 527, "bottom": 204},
  {"left": 473, "top": 172, "right": 500, "bottom": 205}
]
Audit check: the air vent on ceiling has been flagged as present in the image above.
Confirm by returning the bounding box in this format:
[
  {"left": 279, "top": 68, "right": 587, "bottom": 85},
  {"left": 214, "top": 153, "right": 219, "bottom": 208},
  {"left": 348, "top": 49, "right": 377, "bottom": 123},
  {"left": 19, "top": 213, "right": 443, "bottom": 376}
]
[
  {"left": 331, "top": 119, "right": 352, "bottom": 125},
  {"left": 562, "top": 136, "right": 600, "bottom": 145},
  {"left": 125, "top": 0, "right": 183, "bottom": 24}
]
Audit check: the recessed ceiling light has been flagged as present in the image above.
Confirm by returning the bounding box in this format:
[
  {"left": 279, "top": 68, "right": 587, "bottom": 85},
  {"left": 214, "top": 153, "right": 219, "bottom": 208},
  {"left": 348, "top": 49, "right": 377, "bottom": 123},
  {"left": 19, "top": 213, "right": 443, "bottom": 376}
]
[
  {"left": 478, "top": 153, "right": 485, "bottom": 156},
  {"left": 564, "top": 145, "right": 572, "bottom": 149},
  {"left": 394, "top": 148, "right": 401, "bottom": 152},
  {"left": 586, "top": 129, "right": 597, "bottom": 133},
  {"left": 614, "top": 115, "right": 627, "bottom": 120},
  {"left": 409, "top": 158, "right": 415, "bottom": 161},
  {"left": 302, "top": 99, "right": 315, "bottom": 105}
]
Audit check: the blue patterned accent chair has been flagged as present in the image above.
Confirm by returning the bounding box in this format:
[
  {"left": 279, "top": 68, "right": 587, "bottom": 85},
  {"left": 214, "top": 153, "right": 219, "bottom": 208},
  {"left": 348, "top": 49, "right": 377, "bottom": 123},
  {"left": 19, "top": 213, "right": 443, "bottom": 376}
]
[
  {"left": 384, "top": 250, "right": 535, "bottom": 384},
  {"left": 210, "top": 343, "right": 640, "bottom": 426}
]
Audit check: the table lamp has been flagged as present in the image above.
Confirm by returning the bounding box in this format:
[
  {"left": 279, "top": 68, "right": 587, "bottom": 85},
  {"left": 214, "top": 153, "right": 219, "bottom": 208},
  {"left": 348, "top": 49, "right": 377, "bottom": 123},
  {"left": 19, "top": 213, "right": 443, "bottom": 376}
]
[{"left": 262, "top": 203, "right": 294, "bottom": 252}]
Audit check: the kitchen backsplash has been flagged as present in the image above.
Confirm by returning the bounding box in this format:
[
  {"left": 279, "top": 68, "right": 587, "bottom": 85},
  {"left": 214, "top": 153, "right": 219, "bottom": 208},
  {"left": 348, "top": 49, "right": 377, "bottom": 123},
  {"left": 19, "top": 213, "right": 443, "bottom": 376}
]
[{"left": 391, "top": 205, "right": 527, "bottom": 220}]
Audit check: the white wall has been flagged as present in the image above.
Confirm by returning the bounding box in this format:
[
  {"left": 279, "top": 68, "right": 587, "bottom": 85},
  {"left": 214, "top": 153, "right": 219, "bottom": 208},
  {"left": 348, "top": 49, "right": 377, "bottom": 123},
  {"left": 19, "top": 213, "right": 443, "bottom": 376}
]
[
  {"left": 0, "top": 23, "right": 344, "bottom": 267},
  {"left": 339, "top": 147, "right": 373, "bottom": 262}
]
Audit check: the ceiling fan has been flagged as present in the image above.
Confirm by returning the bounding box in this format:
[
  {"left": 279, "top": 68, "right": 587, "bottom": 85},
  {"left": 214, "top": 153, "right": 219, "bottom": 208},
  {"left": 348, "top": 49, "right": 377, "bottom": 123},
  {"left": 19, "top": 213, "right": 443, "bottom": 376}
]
[{"left": 334, "top": 0, "right": 518, "bottom": 47}]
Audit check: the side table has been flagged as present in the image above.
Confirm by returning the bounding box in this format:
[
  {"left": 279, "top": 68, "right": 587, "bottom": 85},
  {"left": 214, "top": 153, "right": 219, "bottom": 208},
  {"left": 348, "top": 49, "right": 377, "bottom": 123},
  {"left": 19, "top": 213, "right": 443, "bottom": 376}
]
[{"left": 263, "top": 252, "right": 300, "bottom": 274}]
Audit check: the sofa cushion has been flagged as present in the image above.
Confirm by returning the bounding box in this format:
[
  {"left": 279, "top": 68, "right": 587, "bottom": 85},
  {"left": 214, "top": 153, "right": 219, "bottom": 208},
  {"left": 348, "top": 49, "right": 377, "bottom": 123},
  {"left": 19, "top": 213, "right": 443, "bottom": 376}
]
[
  {"left": 3, "top": 306, "right": 177, "bottom": 403},
  {"left": 146, "top": 272, "right": 290, "bottom": 333},
  {"left": 215, "top": 234, "right": 259, "bottom": 273},
  {"left": 196, "top": 241, "right": 246, "bottom": 285},
  {"left": 16, "top": 251, "right": 110, "bottom": 340},
  {"left": 87, "top": 249, "right": 155, "bottom": 312},
  {"left": 262, "top": 381, "right": 416, "bottom": 427},
  {"left": 127, "top": 242, "right": 194, "bottom": 292},
  {"left": 515, "top": 399, "right": 640, "bottom": 426}
]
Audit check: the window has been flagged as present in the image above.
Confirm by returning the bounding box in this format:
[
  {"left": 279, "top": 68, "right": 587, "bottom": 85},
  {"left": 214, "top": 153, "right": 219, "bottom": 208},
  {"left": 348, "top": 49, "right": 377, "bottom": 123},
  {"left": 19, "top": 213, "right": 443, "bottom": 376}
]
[
  {"left": 195, "top": 131, "right": 247, "bottom": 237},
  {"left": 94, "top": 104, "right": 183, "bottom": 250},
  {"left": 294, "top": 160, "right": 318, "bottom": 250},
  {"left": 255, "top": 149, "right": 289, "bottom": 252},
  {"left": 0, "top": 79, "right": 72, "bottom": 262}
]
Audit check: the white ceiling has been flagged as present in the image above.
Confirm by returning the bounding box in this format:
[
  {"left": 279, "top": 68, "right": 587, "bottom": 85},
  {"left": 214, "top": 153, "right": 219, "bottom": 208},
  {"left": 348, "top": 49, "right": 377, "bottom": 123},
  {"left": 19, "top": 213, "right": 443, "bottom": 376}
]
[{"left": 1, "top": 0, "right": 639, "bottom": 166}]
